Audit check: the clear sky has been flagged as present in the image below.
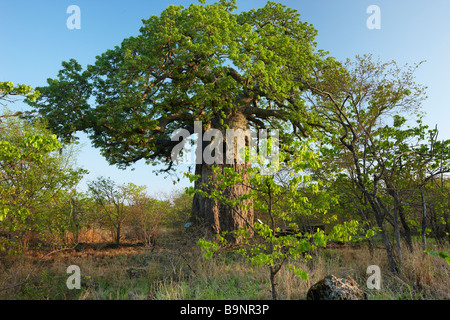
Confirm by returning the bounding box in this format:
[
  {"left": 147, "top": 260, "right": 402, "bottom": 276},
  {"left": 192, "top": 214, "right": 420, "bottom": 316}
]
[{"left": 1, "top": 0, "right": 449, "bottom": 196}]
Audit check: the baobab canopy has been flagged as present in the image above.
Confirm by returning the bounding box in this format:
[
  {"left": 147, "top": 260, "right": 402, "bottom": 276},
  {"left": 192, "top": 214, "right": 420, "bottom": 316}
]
[
  {"left": 26, "top": 0, "right": 339, "bottom": 242},
  {"left": 27, "top": 0, "right": 336, "bottom": 173}
]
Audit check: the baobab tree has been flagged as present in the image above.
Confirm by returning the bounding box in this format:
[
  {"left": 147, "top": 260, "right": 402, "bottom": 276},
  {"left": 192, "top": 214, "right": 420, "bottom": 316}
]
[{"left": 26, "top": 0, "right": 336, "bottom": 242}]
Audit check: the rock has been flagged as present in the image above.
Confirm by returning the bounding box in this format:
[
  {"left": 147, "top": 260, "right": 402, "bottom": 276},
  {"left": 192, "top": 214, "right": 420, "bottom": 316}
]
[{"left": 306, "top": 274, "right": 366, "bottom": 300}]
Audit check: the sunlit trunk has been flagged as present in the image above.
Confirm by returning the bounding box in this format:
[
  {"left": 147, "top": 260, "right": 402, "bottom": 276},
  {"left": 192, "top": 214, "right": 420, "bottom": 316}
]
[{"left": 191, "top": 112, "right": 254, "bottom": 244}]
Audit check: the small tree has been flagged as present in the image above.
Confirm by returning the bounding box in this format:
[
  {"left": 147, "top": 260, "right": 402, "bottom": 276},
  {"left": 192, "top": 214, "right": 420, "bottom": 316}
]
[
  {"left": 87, "top": 177, "right": 141, "bottom": 245},
  {"left": 126, "top": 189, "right": 167, "bottom": 247},
  {"left": 305, "top": 54, "right": 434, "bottom": 274},
  {"left": 43, "top": 189, "right": 91, "bottom": 247},
  {"left": 168, "top": 190, "right": 193, "bottom": 229},
  {"left": 189, "top": 139, "right": 338, "bottom": 300},
  {"left": 0, "top": 83, "right": 85, "bottom": 252}
]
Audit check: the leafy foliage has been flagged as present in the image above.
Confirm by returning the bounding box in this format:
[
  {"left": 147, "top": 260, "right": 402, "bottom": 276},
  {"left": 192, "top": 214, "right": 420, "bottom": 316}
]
[
  {"left": 192, "top": 139, "right": 360, "bottom": 299},
  {"left": 0, "top": 109, "right": 86, "bottom": 253},
  {"left": 424, "top": 250, "right": 450, "bottom": 266},
  {"left": 26, "top": 0, "right": 336, "bottom": 173},
  {"left": 0, "top": 81, "right": 40, "bottom": 105}
]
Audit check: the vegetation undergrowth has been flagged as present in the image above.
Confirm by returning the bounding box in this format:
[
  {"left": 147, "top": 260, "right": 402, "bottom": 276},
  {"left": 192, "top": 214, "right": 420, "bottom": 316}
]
[{"left": 1, "top": 228, "right": 448, "bottom": 300}]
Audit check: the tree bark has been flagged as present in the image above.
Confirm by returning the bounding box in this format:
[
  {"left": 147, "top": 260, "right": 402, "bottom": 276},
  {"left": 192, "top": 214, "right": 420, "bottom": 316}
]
[
  {"left": 379, "top": 224, "right": 399, "bottom": 274},
  {"left": 392, "top": 196, "right": 403, "bottom": 263},
  {"left": 386, "top": 185, "right": 413, "bottom": 253},
  {"left": 421, "top": 189, "right": 427, "bottom": 252},
  {"left": 445, "top": 199, "right": 450, "bottom": 245},
  {"left": 270, "top": 266, "right": 278, "bottom": 300},
  {"left": 115, "top": 224, "right": 121, "bottom": 245},
  {"left": 191, "top": 112, "right": 254, "bottom": 244},
  {"left": 366, "top": 192, "right": 399, "bottom": 274},
  {"left": 398, "top": 204, "right": 413, "bottom": 252}
]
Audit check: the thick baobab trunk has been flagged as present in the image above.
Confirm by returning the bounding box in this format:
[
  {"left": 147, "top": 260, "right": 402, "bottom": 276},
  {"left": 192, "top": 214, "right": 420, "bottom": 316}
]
[
  {"left": 191, "top": 162, "right": 254, "bottom": 242},
  {"left": 191, "top": 112, "right": 254, "bottom": 243}
]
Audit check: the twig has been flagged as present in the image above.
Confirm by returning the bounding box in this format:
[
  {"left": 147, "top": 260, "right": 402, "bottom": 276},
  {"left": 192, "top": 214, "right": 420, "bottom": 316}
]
[{"left": 179, "top": 252, "right": 197, "bottom": 276}]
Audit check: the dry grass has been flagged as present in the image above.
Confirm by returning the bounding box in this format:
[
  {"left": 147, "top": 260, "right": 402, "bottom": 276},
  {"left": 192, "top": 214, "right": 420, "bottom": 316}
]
[{"left": 0, "top": 231, "right": 448, "bottom": 300}]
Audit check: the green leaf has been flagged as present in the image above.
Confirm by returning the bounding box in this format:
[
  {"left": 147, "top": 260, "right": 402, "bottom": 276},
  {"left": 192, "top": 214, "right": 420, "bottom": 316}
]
[{"left": 438, "top": 251, "right": 450, "bottom": 265}]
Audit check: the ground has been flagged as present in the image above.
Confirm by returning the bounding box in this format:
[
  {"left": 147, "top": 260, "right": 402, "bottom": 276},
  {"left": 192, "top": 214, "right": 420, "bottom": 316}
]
[{"left": 0, "top": 228, "right": 449, "bottom": 300}]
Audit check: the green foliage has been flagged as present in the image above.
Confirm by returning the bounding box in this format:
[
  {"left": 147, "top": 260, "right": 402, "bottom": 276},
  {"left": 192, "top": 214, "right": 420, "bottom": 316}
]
[
  {"left": 198, "top": 237, "right": 221, "bottom": 259},
  {"left": 304, "top": 53, "right": 450, "bottom": 273},
  {"left": 424, "top": 250, "right": 450, "bottom": 266},
  {"left": 189, "top": 139, "right": 360, "bottom": 298},
  {"left": 329, "top": 220, "right": 359, "bottom": 242},
  {"left": 41, "top": 189, "right": 94, "bottom": 247},
  {"left": 0, "top": 108, "right": 86, "bottom": 252},
  {"left": 166, "top": 190, "right": 193, "bottom": 227},
  {"left": 439, "top": 251, "right": 450, "bottom": 265},
  {"left": 0, "top": 81, "right": 40, "bottom": 103},
  {"left": 26, "top": 0, "right": 334, "bottom": 174},
  {"left": 5, "top": 2, "right": 449, "bottom": 284}
]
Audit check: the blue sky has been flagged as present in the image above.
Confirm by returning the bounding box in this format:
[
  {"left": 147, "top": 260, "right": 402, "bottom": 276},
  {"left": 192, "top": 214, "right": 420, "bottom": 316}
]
[{"left": 1, "top": 0, "right": 449, "bottom": 195}]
